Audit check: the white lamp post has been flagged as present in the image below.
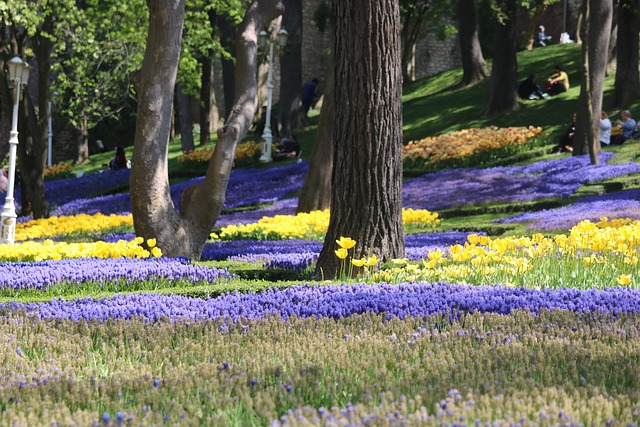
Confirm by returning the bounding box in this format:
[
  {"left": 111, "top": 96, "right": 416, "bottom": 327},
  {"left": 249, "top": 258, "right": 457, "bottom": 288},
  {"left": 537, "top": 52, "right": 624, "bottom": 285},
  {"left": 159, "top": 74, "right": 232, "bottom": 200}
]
[
  {"left": 1, "top": 56, "right": 31, "bottom": 245},
  {"left": 258, "top": 28, "right": 288, "bottom": 163}
]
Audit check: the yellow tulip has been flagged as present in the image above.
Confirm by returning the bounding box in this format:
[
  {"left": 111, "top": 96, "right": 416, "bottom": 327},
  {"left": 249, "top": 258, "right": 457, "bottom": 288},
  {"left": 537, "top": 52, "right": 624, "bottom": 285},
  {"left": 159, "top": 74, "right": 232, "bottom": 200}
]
[
  {"left": 365, "top": 255, "right": 379, "bottom": 267},
  {"left": 151, "top": 247, "right": 163, "bottom": 258},
  {"left": 147, "top": 238, "right": 157, "bottom": 248},
  {"left": 351, "top": 258, "right": 366, "bottom": 267},
  {"left": 335, "top": 248, "right": 348, "bottom": 259},
  {"left": 617, "top": 274, "right": 632, "bottom": 286},
  {"left": 336, "top": 236, "right": 356, "bottom": 249}
]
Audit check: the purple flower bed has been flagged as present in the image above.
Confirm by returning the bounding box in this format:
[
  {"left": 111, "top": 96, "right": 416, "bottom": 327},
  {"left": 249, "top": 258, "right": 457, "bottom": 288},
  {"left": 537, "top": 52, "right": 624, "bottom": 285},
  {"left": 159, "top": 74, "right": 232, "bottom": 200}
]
[
  {"left": 201, "top": 239, "right": 323, "bottom": 261},
  {"left": 4, "top": 282, "right": 640, "bottom": 322},
  {"left": 496, "top": 188, "right": 640, "bottom": 230},
  {"left": 403, "top": 152, "right": 640, "bottom": 210},
  {"left": 262, "top": 253, "right": 318, "bottom": 271},
  {"left": 0, "top": 258, "right": 233, "bottom": 291}
]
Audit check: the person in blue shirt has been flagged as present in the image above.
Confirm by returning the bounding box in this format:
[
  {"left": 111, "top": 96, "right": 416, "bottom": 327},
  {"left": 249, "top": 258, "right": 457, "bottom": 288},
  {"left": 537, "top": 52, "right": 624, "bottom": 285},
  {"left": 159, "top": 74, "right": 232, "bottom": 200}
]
[
  {"left": 537, "top": 25, "right": 551, "bottom": 47},
  {"left": 611, "top": 110, "right": 637, "bottom": 144},
  {"left": 301, "top": 78, "right": 319, "bottom": 116}
]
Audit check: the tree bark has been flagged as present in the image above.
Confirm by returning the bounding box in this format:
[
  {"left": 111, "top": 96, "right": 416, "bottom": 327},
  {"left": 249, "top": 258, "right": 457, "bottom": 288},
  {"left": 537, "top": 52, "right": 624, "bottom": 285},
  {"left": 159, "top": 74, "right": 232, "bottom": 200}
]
[
  {"left": 573, "top": 0, "right": 612, "bottom": 164},
  {"left": 131, "top": 0, "right": 284, "bottom": 260},
  {"left": 315, "top": 0, "right": 404, "bottom": 279},
  {"left": 17, "top": 15, "right": 53, "bottom": 219},
  {"left": 297, "top": 49, "right": 334, "bottom": 213},
  {"left": 175, "top": 82, "right": 195, "bottom": 153},
  {"left": 484, "top": 0, "right": 518, "bottom": 115},
  {"left": 456, "top": 0, "right": 489, "bottom": 87},
  {"left": 613, "top": 0, "right": 640, "bottom": 107},
  {"left": 278, "top": 0, "right": 303, "bottom": 135},
  {"left": 74, "top": 115, "right": 90, "bottom": 164},
  {"left": 524, "top": 3, "right": 547, "bottom": 51},
  {"left": 400, "top": 1, "right": 431, "bottom": 83},
  {"left": 199, "top": 56, "right": 219, "bottom": 146},
  {"left": 216, "top": 12, "right": 237, "bottom": 121}
]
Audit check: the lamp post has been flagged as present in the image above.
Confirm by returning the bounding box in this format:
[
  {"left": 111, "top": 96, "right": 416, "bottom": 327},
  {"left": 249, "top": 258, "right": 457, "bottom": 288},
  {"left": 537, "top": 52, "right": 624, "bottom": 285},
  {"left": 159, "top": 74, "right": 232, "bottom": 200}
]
[
  {"left": 1, "top": 56, "right": 31, "bottom": 245},
  {"left": 258, "top": 28, "right": 288, "bottom": 163}
]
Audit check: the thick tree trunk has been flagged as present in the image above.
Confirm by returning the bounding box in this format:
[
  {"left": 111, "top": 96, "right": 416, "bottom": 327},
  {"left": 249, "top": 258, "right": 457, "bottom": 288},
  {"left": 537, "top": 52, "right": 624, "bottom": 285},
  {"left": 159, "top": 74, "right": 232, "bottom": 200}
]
[
  {"left": 278, "top": 0, "right": 303, "bottom": 135},
  {"left": 456, "top": 0, "right": 489, "bottom": 87},
  {"left": 484, "top": 0, "right": 518, "bottom": 115},
  {"left": 573, "top": 0, "right": 612, "bottom": 164},
  {"left": 316, "top": 0, "right": 404, "bottom": 279},
  {"left": 176, "top": 82, "right": 195, "bottom": 153},
  {"left": 216, "top": 12, "right": 237, "bottom": 121},
  {"left": 18, "top": 18, "right": 53, "bottom": 219},
  {"left": 297, "top": 50, "right": 334, "bottom": 213},
  {"left": 199, "top": 57, "right": 219, "bottom": 146},
  {"left": 131, "top": 0, "right": 283, "bottom": 260},
  {"left": 613, "top": 0, "right": 640, "bottom": 107}
]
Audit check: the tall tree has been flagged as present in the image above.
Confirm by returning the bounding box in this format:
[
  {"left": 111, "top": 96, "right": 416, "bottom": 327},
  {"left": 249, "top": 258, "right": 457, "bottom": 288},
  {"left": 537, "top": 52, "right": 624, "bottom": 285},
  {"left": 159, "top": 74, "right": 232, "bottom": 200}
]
[
  {"left": 400, "top": 0, "right": 432, "bottom": 82},
  {"left": 130, "top": 0, "right": 283, "bottom": 259},
  {"left": 484, "top": 0, "right": 518, "bottom": 115},
  {"left": 278, "top": 0, "right": 302, "bottom": 135},
  {"left": 613, "top": 0, "right": 640, "bottom": 107},
  {"left": 456, "top": 0, "right": 490, "bottom": 87},
  {"left": 573, "top": 0, "right": 613, "bottom": 163},
  {"left": 315, "top": 0, "right": 404, "bottom": 279},
  {"left": 297, "top": 50, "right": 334, "bottom": 213}
]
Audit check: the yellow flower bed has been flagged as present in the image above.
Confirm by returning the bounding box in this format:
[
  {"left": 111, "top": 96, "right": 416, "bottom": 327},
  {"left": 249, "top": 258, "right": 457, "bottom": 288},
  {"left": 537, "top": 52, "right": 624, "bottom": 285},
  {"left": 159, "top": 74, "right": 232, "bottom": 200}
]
[
  {"left": 213, "top": 209, "right": 440, "bottom": 241},
  {"left": 16, "top": 213, "right": 133, "bottom": 241},
  {"left": 0, "top": 238, "right": 160, "bottom": 262},
  {"left": 403, "top": 126, "right": 544, "bottom": 164},
  {"left": 44, "top": 163, "right": 73, "bottom": 178},
  {"left": 377, "top": 217, "right": 640, "bottom": 288},
  {"left": 178, "top": 141, "right": 261, "bottom": 165}
]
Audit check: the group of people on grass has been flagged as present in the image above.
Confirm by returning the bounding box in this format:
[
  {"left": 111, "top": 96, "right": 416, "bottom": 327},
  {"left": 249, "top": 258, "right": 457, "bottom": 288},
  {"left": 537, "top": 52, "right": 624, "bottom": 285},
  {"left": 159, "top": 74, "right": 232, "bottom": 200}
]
[
  {"left": 555, "top": 109, "right": 639, "bottom": 153},
  {"left": 518, "top": 65, "right": 570, "bottom": 101}
]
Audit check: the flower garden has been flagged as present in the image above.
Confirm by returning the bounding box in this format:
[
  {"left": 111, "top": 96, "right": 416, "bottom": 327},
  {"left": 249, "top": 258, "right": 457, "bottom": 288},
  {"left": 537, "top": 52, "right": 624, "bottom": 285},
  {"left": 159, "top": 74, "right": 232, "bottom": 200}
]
[{"left": 1, "top": 129, "right": 640, "bottom": 425}]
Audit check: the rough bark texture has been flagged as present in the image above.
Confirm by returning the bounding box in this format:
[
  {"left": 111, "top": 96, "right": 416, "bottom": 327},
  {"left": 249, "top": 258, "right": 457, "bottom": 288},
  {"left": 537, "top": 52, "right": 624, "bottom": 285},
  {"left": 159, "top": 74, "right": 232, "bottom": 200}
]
[
  {"left": 217, "top": 12, "right": 237, "bottom": 121},
  {"left": 297, "top": 50, "right": 334, "bottom": 213},
  {"left": 315, "top": 0, "right": 404, "bottom": 279},
  {"left": 613, "top": 0, "right": 640, "bottom": 107},
  {"left": 17, "top": 16, "right": 53, "bottom": 219},
  {"left": 176, "top": 82, "right": 195, "bottom": 153},
  {"left": 199, "top": 56, "right": 219, "bottom": 146},
  {"left": 484, "top": 0, "right": 519, "bottom": 115},
  {"left": 74, "top": 116, "right": 90, "bottom": 164},
  {"left": 573, "top": 0, "right": 612, "bottom": 164},
  {"left": 131, "top": 0, "right": 283, "bottom": 260},
  {"left": 278, "top": 0, "right": 303, "bottom": 135},
  {"left": 456, "top": 0, "right": 489, "bottom": 87}
]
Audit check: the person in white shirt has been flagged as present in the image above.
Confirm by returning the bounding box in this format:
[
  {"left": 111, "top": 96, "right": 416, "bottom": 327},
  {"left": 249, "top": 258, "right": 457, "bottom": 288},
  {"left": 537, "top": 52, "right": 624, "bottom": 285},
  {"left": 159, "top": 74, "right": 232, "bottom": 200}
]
[{"left": 600, "top": 111, "right": 612, "bottom": 146}]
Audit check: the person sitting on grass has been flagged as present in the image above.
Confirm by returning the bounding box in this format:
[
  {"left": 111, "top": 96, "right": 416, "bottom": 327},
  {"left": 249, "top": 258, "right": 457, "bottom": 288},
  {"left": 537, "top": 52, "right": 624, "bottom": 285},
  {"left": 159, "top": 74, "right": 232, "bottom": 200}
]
[
  {"left": 545, "top": 65, "right": 569, "bottom": 97},
  {"left": 274, "top": 135, "right": 301, "bottom": 160},
  {"left": 611, "top": 110, "right": 637, "bottom": 145},
  {"left": 518, "top": 74, "right": 544, "bottom": 100},
  {"left": 554, "top": 112, "right": 576, "bottom": 153}
]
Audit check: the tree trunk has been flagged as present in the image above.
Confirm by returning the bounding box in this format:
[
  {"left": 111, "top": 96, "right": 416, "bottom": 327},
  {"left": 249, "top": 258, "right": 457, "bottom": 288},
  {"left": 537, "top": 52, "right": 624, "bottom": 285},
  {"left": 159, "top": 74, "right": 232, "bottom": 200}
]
[
  {"left": 456, "top": 0, "right": 490, "bottom": 87},
  {"left": 607, "top": 2, "right": 618, "bottom": 74},
  {"left": 400, "top": 2, "right": 430, "bottom": 83},
  {"left": 278, "top": 0, "right": 303, "bottom": 135},
  {"left": 176, "top": 82, "right": 195, "bottom": 153},
  {"left": 199, "top": 57, "right": 219, "bottom": 146},
  {"left": 524, "top": 4, "right": 547, "bottom": 50},
  {"left": 17, "top": 17, "right": 53, "bottom": 219},
  {"left": 297, "top": 50, "right": 334, "bottom": 213},
  {"left": 74, "top": 115, "right": 90, "bottom": 165},
  {"left": 316, "top": 0, "right": 404, "bottom": 279},
  {"left": 216, "top": 12, "right": 237, "bottom": 121},
  {"left": 131, "top": 0, "right": 284, "bottom": 260},
  {"left": 613, "top": 0, "right": 640, "bottom": 107},
  {"left": 484, "top": 0, "right": 518, "bottom": 115},
  {"left": 573, "top": 0, "right": 612, "bottom": 164}
]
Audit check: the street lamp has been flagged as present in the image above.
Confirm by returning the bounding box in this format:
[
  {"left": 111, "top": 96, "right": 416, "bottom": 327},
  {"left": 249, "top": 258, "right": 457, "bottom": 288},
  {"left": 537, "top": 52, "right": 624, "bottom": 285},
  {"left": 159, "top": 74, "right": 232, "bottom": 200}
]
[
  {"left": 1, "top": 56, "right": 31, "bottom": 245},
  {"left": 258, "top": 27, "right": 288, "bottom": 163}
]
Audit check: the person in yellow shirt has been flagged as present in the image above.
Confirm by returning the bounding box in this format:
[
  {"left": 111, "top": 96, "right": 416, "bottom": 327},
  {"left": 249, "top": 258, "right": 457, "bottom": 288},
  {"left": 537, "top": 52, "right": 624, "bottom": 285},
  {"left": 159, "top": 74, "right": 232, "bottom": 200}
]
[{"left": 545, "top": 65, "right": 570, "bottom": 96}]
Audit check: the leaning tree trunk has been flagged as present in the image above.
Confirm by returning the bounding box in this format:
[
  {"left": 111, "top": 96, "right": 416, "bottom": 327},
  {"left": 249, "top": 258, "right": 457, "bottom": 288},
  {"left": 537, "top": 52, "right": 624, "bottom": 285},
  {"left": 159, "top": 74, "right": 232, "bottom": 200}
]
[
  {"left": 297, "top": 49, "right": 334, "bottom": 213},
  {"left": 573, "top": 0, "right": 612, "bottom": 164},
  {"left": 278, "top": 0, "right": 303, "bottom": 135},
  {"left": 484, "top": 0, "right": 518, "bottom": 115},
  {"left": 315, "top": 0, "right": 404, "bottom": 279},
  {"left": 613, "top": 0, "right": 640, "bottom": 107},
  {"left": 456, "top": 0, "right": 489, "bottom": 87},
  {"left": 131, "top": 0, "right": 284, "bottom": 259}
]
